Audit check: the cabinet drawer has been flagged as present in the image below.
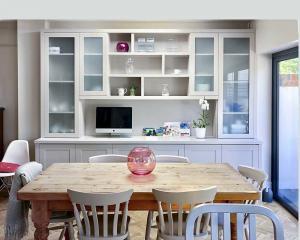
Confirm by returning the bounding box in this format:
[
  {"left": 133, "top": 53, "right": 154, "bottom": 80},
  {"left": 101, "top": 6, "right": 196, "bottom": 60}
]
[
  {"left": 75, "top": 144, "right": 113, "bottom": 163},
  {"left": 184, "top": 145, "right": 221, "bottom": 163},
  {"left": 150, "top": 145, "right": 184, "bottom": 156},
  {"left": 221, "top": 145, "right": 259, "bottom": 169},
  {"left": 39, "top": 144, "right": 75, "bottom": 169}
]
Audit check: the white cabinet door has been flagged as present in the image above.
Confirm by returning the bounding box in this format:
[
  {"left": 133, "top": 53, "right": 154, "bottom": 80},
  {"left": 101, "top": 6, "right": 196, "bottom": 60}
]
[
  {"left": 39, "top": 144, "right": 75, "bottom": 169},
  {"left": 218, "top": 33, "right": 255, "bottom": 138},
  {"left": 184, "top": 145, "right": 221, "bottom": 163},
  {"left": 150, "top": 145, "right": 185, "bottom": 156},
  {"left": 221, "top": 145, "right": 259, "bottom": 169},
  {"left": 79, "top": 33, "right": 108, "bottom": 96},
  {"left": 189, "top": 33, "right": 218, "bottom": 96},
  {"left": 42, "top": 33, "right": 80, "bottom": 137},
  {"left": 75, "top": 144, "right": 113, "bottom": 163},
  {"left": 113, "top": 144, "right": 147, "bottom": 155}
]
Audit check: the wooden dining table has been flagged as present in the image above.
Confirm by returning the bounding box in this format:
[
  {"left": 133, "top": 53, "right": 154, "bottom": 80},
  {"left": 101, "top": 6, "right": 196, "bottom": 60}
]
[{"left": 18, "top": 163, "right": 260, "bottom": 240}]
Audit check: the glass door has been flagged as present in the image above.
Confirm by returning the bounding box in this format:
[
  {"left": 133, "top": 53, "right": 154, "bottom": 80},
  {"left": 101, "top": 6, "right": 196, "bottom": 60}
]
[
  {"left": 80, "top": 33, "right": 107, "bottom": 95},
  {"left": 219, "top": 33, "right": 254, "bottom": 138},
  {"left": 44, "top": 34, "right": 79, "bottom": 137},
  {"left": 190, "top": 33, "right": 218, "bottom": 95},
  {"left": 272, "top": 47, "right": 299, "bottom": 217}
]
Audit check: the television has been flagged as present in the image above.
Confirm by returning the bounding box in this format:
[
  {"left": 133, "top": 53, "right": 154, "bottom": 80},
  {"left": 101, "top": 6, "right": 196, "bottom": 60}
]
[{"left": 96, "top": 107, "right": 132, "bottom": 134}]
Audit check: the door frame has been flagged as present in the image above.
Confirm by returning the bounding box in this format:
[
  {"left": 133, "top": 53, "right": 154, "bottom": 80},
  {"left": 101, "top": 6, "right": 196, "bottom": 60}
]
[{"left": 272, "top": 46, "right": 298, "bottom": 218}]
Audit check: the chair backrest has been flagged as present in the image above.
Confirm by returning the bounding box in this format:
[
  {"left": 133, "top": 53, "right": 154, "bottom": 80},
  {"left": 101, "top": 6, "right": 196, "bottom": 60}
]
[
  {"left": 156, "top": 155, "right": 189, "bottom": 163},
  {"left": 238, "top": 165, "right": 268, "bottom": 191},
  {"left": 2, "top": 140, "right": 29, "bottom": 165},
  {"left": 152, "top": 186, "right": 217, "bottom": 237},
  {"left": 186, "top": 203, "right": 284, "bottom": 240},
  {"left": 68, "top": 189, "right": 133, "bottom": 239},
  {"left": 89, "top": 154, "right": 128, "bottom": 163}
]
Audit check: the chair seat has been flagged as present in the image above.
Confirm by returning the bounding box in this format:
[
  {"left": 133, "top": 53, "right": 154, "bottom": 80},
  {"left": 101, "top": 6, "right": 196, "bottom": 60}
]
[
  {"left": 50, "top": 211, "right": 75, "bottom": 223},
  {"left": 81, "top": 214, "right": 130, "bottom": 238},
  {"left": 156, "top": 213, "right": 208, "bottom": 240}
]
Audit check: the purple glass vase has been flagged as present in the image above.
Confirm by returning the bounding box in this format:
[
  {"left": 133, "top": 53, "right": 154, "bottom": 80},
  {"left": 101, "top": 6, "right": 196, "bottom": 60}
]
[
  {"left": 116, "top": 42, "right": 129, "bottom": 52},
  {"left": 127, "top": 147, "right": 156, "bottom": 175}
]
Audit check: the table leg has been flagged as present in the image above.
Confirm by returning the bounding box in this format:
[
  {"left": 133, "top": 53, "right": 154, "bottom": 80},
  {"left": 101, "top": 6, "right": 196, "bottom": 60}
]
[
  {"left": 230, "top": 214, "right": 237, "bottom": 240},
  {"left": 31, "top": 201, "right": 51, "bottom": 240}
]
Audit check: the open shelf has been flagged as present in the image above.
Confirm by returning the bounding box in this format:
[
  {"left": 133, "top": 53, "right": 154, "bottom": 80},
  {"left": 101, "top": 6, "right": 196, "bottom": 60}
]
[
  {"left": 134, "top": 33, "right": 189, "bottom": 53},
  {"left": 110, "top": 77, "right": 141, "bottom": 96},
  {"left": 109, "top": 55, "right": 162, "bottom": 75},
  {"left": 165, "top": 55, "right": 189, "bottom": 75},
  {"left": 144, "top": 77, "right": 189, "bottom": 96},
  {"left": 109, "top": 33, "right": 132, "bottom": 53}
]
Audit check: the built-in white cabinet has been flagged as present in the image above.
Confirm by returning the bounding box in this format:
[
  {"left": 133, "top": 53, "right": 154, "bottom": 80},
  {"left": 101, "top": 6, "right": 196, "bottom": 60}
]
[
  {"left": 38, "top": 144, "right": 75, "bottom": 169},
  {"left": 36, "top": 142, "right": 260, "bottom": 170},
  {"left": 80, "top": 33, "right": 108, "bottom": 96},
  {"left": 75, "top": 144, "right": 112, "bottom": 162},
  {"left": 42, "top": 33, "right": 80, "bottom": 137},
  {"left": 190, "top": 33, "right": 218, "bottom": 96},
  {"left": 185, "top": 145, "right": 221, "bottom": 163},
  {"left": 221, "top": 145, "right": 259, "bottom": 169},
  {"left": 151, "top": 145, "right": 184, "bottom": 156},
  {"left": 218, "top": 33, "right": 254, "bottom": 138}
]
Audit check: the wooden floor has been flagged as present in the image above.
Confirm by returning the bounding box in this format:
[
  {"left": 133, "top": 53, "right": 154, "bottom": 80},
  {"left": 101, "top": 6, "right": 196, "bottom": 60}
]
[{"left": 0, "top": 197, "right": 298, "bottom": 240}]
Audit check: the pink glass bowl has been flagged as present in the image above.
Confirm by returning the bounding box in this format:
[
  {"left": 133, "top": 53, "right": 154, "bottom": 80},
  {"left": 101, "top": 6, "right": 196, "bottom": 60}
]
[{"left": 127, "top": 147, "right": 156, "bottom": 175}]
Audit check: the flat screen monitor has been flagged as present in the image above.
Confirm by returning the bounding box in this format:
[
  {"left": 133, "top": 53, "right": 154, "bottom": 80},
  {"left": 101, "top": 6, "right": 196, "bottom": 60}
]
[{"left": 96, "top": 107, "right": 132, "bottom": 134}]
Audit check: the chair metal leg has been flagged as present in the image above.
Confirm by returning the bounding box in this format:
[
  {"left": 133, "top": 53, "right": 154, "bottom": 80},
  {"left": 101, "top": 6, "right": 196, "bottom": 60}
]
[
  {"left": 67, "top": 221, "right": 75, "bottom": 240},
  {"left": 145, "top": 210, "right": 154, "bottom": 240},
  {"left": 0, "top": 177, "right": 12, "bottom": 195},
  {"left": 58, "top": 225, "right": 66, "bottom": 240},
  {"left": 244, "top": 227, "right": 249, "bottom": 240}
]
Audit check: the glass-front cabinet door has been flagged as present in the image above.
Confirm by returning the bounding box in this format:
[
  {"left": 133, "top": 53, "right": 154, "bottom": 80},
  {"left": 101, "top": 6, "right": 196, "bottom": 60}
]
[
  {"left": 43, "top": 33, "right": 79, "bottom": 137},
  {"left": 80, "top": 33, "right": 107, "bottom": 96},
  {"left": 219, "top": 33, "right": 254, "bottom": 138},
  {"left": 190, "top": 33, "right": 218, "bottom": 95}
]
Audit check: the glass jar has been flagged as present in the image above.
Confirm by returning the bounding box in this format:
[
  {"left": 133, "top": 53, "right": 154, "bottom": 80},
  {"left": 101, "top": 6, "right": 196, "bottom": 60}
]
[
  {"left": 161, "top": 84, "right": 170, "bottom": 96},
  {"left": 125, "top": 57, "right": 134, "bottom": 74}
]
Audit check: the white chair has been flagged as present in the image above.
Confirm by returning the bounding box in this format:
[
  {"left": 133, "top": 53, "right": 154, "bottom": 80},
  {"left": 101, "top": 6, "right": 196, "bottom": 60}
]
[
  {"left": 0, "top": 140, "right": 30, "bottom": 193},
  {"left": 68, "top": 189, "right": 133, "bottom": 240},
  {"left": 89, "top": 154, "right": 128, "bottom": 163},
  {"left": 145, "top": 155, "right": 190, "bottom": 240},
  {"left": 153, "top": 186, "right": 217, "bottom": 240},
  {"left": 156, "top": 155, "right": 190, "bottom": 163},
  {"left": 186, "top": 203, "right": 284, "bottom": 240}
]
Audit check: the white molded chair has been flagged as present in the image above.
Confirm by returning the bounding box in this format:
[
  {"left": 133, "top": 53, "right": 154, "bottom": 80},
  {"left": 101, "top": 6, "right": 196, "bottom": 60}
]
[
  {"left": 186, "top": 203, "right": 284, "bottom": 240},
  {"left": 153, "top": 186, "right": 217, "bottom": 240},
  {"left": 68, "top": 189, "right": 133, "bottom": 240},
  {"left": 145, "top": 155, "right": 190, "bottom": 240},
  {"left": 89, "top": 154, "right": 128, "bottom": 163},
  {"left": 156, "top": 155, "right": 190, "bottom": 163},
  {"left": 0, "top": 140, "right": 30, "bottom": 193}
]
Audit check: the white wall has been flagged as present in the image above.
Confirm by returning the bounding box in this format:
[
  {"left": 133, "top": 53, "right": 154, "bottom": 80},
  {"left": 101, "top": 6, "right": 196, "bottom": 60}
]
[
  {"left": 17, "top": 20, "right": 47, "bottom": 158},
  {"left": 254, "top": 20, "right": 299, "bottom": 184},
  {"left": 0, "top": 21, "right": 18, "bottom": 149}
]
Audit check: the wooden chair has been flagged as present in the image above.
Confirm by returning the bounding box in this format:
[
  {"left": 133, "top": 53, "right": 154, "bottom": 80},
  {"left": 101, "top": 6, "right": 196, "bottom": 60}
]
[
  {"left": 152, "top": 186, "right": 217, "bottom": 240},
  {"left": 0, "top": 140, "right": 29, "bottom": 193},
  {"left": 186, "top": 203, "right": 284, "bottom": 240},
  {"left": 156, "top": 155, "right": 190, "bottom": 163},
  {"left": 68, "top": 189, "right": 133, "bottom": 240},
  {"left": 89, "top": 154, "right": 128, "bottom": 163},
  {"left": 145, "top": 155, "right": 190, "bottom": 240}
]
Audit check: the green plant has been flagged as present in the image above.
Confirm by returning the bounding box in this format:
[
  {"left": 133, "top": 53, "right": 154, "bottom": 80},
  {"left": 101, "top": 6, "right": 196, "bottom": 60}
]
[{"left": 192, "top": 111, "right": 209, "bottom": 128}]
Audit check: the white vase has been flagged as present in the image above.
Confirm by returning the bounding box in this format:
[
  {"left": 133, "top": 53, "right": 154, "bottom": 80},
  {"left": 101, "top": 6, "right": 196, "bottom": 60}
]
[{"left": 195, "top": 128, "right": 206, "bottom": 138}]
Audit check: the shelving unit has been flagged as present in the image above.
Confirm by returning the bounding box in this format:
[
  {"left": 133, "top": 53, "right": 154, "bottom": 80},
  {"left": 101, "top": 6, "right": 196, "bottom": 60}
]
[{"left": 41, "top": 30, "right": 254, "bottom": 139}]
